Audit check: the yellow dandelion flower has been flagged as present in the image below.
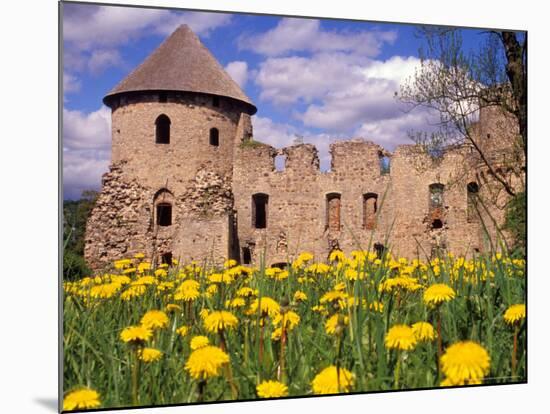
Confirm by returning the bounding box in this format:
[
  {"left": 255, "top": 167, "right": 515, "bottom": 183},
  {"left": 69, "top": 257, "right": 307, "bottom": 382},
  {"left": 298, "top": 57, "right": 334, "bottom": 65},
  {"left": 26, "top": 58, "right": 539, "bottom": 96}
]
[
  {"left": 185, "top": 345, "right": 230, "bottom": 380},
  {"left": 208, "top": 272, "right": 234, "bottom": 284},
  {"left": 140, "top": 310, "right": 169, "bottom": 330},
  {"left": 205, "top": 284, "right": 219, "bottom": 296},
  {"left": 423, "top": 283, "right": 456, "bottom": 307},
  {"left": 271, "top": 327, "right": 283, "bottom": 340},
  {"left": 292, "top": 252, "right": 314, "bottom": 268},
  {"left": 440, "top": 341, "right": 491, "bottom": 385},
  {"left": 227, "top": 297, "right": 246, "bottom": 308},
  {"left": 190, "top": 335, "right": 210, "bottom": 350},
  {"left": 120, "top": 285, "right": 147, "bottom": 301},
  {"left": 120, "top": 325, "right": 152, "bottom": 344},
  {"left": 312, "top": 305, "right": 328, "bottom": 315},
  {"left": 154, "top": 268, "right": 167, "bottom": 278},
  {"left": 174, "top": 280, "right": 200, "bottom": 302},
  {"left": 137, "top": 262, "right": 151, "bottom": 273},
  {"left": 311, "top": 366, "right": 355, "bottom": 395},
  {"left": 306, "top": 263, "right": 331, "bottom": 274},
  {"left": 114, "top": 259, "right": 132, "bottom": 270},
  {"left": 273, "top": 311, "right": 300, "bottom": 330},
  {"left": 503, "top": 304, "right": 526, "bottom": 326},
  {"left": 203, "top": 310, "right": 239, "bottom": 333},
  {"left": 89, "top": 282, "right": 122, "bottom": 299},
  {"left": 139, "top": 347, "right": 163, "bottom": 363},
  {"left": 248, "top": 297, "right": 280, "bottom": 317},
  {"left": 329, "top": 250, "right": 345, "bottom": 262},
  {"left": 63, "top": 388, "right": 101, "bottom": 411},
  {"left": 176, "top": 325, "right": 189, "bottom": 337},
  {"left": 325, "top": 314, "right": 349, "bottom": 335},
  {"left": 165, "top": 303, "right": 182, "bottom": 313},
  {"left": 275, "top": 270, "right": 289, "bottom": 280},
  {"left": 111, "top": 275, "right": 131, "bottom": 285},
  {"left": 320, "top": 290, "right": 347, "bottom": 304},
  {"left": 156, "top": 281, "right": 174, "bottom": 292},
  {"left": 224, "top": 259, "right": 238, "bottom": 268},
  {"left": 256, "top": 380, "right": 289, "bottom": 398},
  {"left": 133, "top": 276, "right": 156, "bottom": 286},
  {"left": 199, "top": 308, "right": 210, "bottom": 320},
  {"left": 294, "top": 290, "right": 307, "bottom": 302},
  {"left": 412, "top": 322, "right": 436, "bottom": 342},
  {"left": 134, "top": 253, "right": 145, "bottom": 259},
  {"left": 265, "top": 267, "right": 282, "bottom": 278},
  {"left": 334, "top": 282, "right": 346, "bottom": 291},
  {"left": 237, "top": 287, "right": 257, "bottom": 297},
  {"left": 344, "top": 268, "right": 359, "bottom": 280},
  {"left": 385, "top": 325, "right": 417, "bottom": 351}
]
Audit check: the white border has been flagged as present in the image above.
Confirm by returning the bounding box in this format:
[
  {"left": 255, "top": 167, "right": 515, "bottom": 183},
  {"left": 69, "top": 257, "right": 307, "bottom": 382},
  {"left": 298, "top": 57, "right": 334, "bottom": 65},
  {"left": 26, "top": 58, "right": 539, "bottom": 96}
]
[{"left": 1, "top": 0, "right": 547, "bottom": 413}]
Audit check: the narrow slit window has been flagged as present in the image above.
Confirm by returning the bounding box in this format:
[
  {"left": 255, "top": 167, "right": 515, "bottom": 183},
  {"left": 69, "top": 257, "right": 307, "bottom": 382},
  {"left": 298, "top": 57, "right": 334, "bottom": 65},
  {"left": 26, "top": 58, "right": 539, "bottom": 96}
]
[
  {"left": 363, "top": 193, "right": 378, "bottom": 230},
  {"left": 467, "top": 182, "right": 480, "bottom": 222},
  {"left": 242, "top": 247, "right": 252, "bottom": 264},
  {"left": 326, "top": 193, "right": 341, "bottom": 232},
  {"left": 379, "top": 155, "right": 391, "bottom": 175},
  {"left": 156, "top": 203, "right": 172, "bottom": 226},
  {"left": 210, "top": 128, "right": 219, "bottom": 146},
  {"left": 155, "top": 114, "right": 171, "bottom": 144},
  {"left": 252, "top": 193, "right": 268, "bottom": 229}
]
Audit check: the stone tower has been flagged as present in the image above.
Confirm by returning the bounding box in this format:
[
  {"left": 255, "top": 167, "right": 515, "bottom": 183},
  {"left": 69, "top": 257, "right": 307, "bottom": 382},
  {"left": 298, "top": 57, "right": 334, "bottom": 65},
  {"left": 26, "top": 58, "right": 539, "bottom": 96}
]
[{"left": 84, "top": 25, "right": 256, "bottom": 269}]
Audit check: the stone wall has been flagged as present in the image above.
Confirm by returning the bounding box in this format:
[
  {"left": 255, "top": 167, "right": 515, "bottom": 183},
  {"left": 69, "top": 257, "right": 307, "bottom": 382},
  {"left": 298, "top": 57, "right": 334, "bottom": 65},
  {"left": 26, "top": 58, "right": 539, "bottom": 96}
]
[
  {"left": 85, "top": 94, "right": 525, "bottom": 270},
  {"left": 232, "top": 134, "right": 520, "bottom": 266}
]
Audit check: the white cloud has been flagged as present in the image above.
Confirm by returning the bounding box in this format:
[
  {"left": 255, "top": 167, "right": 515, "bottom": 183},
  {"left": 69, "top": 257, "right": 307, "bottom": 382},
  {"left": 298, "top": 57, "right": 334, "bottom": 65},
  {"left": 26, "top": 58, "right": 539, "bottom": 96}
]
[
  {"left": 63, "top": 4, "right": 232, "bottom": 74},
  {"left": 63, "top": 72, "right": 81, "bottom": 94},
  {"left": 225, "top": 61, "right": 248, "bottom": 88},
  {"left": 63, "top": 105, "right": 112, "bottom": 199},
  {"left": 88, "top": 49, "right": 124, "bottom": 74},
  {"left": 155, "top": 11, "right": 232, "bottom": 37},
  {"left": 63, "top": 106, "right": 111, "bottom": 151},
  {"left": 354, "top": 109, "right": 439, "bottom": 148},
  {"left": 255, "top": 53, "right": 368, "bottom": 105},
  {"left": 63, "top": 149, "right": 111, "bottom": 200},
  {"left": 240, "top": 18, "right": 396, "bottom": 57},
  {"left": 254, "top": 53, "right": 440, "bottom": 149}
]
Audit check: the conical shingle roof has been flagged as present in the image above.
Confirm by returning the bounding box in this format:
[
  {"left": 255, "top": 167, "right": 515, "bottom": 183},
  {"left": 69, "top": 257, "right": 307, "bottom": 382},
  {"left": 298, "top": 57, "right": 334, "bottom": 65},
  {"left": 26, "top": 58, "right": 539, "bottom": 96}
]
[{"left": 103, "top": 25, "right": 256, "bottom": 114}]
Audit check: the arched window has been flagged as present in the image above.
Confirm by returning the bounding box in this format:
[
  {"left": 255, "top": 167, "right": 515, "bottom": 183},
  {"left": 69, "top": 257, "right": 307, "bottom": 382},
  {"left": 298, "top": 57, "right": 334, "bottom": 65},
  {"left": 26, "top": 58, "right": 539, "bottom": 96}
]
[
  {"left": 155, "top": 114, "right": 171, "bottom": 144},
  {"left": 252, "top": 193, "right": 268, "bottom": 229},
  {"left": 154, "top": 189, "right": 174, "bottom": 227},
  {"left": 467, "top": 182, "right": 480, "bottom": 222},
  {"left": 209, "top": 128, "right": 219, "bottom": 146},
  {"left": 363, "top": 193, "right": 378, "bottom": 230},
  {"left": 326, "top": 193, "right": 341, "bottom": 232}
]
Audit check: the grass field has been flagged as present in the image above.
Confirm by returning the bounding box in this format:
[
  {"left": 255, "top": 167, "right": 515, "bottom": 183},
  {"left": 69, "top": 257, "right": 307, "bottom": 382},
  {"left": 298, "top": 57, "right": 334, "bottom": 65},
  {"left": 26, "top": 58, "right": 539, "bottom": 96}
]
[{"left": 62, "top": 250, "right": 526, "bottom": 411}]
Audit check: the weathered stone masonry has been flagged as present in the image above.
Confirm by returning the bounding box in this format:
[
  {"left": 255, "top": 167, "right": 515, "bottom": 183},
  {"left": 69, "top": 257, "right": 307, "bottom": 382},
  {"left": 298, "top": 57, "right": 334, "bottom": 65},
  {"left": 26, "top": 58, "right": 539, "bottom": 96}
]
[{"left": 84, "top": 24, "right": 524, "bottom": 271}]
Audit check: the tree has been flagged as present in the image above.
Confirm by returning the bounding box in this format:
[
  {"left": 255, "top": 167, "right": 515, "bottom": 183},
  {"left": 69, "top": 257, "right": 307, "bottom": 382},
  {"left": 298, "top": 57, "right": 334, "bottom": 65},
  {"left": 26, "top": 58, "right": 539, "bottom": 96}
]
[
  {"left": 399, "top": 28, "right": 526, "bottom": 197},
  {"left": 63, "top": 190, "right": 99, "bottom": 280}
]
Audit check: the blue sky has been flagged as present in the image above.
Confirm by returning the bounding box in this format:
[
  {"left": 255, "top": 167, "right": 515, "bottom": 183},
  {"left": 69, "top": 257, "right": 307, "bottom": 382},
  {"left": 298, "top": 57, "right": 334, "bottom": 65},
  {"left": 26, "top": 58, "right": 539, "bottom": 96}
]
[{"left": 62, "top": 2, "right": 495, "bottom": 200}]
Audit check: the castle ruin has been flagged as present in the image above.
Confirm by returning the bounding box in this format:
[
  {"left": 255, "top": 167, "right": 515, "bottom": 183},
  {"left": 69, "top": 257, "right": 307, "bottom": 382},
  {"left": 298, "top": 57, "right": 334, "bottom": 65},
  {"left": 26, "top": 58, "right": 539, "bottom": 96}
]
[{"left": 84, "top": 25, "right": 524, "bottom": 270}]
